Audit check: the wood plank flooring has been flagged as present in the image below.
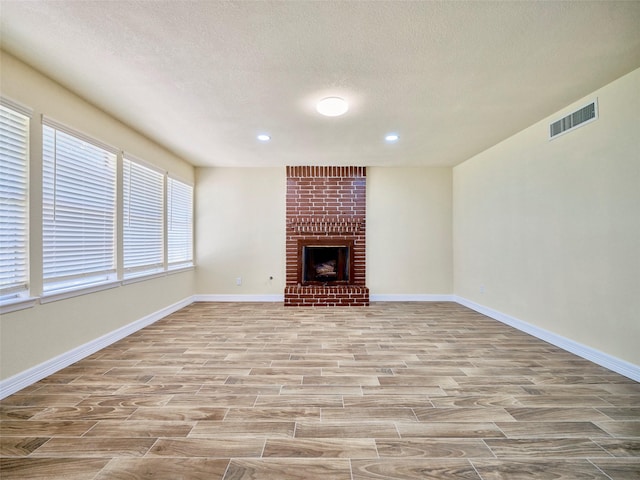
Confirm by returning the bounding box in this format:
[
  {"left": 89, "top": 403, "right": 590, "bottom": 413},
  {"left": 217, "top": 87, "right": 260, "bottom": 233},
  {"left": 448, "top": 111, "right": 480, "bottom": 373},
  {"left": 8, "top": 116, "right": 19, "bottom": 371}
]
[{"left": 1, "top": 302, "right": 638, "bottom": 479}]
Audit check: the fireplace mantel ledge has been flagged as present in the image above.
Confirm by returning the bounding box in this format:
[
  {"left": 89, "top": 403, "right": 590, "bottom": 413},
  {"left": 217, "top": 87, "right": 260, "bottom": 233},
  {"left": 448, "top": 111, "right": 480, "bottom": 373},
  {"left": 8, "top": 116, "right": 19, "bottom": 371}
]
[{"left": 287, "top": 218, "right": 364, "bottom": 234}]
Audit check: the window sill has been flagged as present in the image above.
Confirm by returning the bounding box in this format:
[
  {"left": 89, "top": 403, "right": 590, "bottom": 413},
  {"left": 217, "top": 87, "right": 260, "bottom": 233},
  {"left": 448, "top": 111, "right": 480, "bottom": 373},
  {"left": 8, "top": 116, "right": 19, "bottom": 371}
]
[
  {"left": 122, "top": 271, "right": 166, "bottom": 285},
  {"left": 167, "top": 265, "right": 195, "bottom": 275},
  {"left": 0, "top": 297, "right": 38, "bottom": 315},
  {"left": 118, "top": 266, "right": 194, "bottom": 285},
  {"left": 3, "top": 267, "right": 195, "bottom": 310},
  {"left": 40, "top": 280, "right": 121, "bottom": 304}
]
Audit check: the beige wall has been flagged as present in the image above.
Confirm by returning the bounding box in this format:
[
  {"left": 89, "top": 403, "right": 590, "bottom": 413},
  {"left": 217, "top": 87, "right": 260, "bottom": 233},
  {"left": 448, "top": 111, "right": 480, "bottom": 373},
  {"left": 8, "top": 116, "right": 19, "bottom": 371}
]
[
  {"left": 453, "top": 68, "right": 640, "bottom": 365},
  {"left": 195, "top": 167, "right": 287, "bottom": 295},
  {"left": 194, "top": 166, "right": 454, "bottom": 297},
  {"left": 0, "top": 52, "right": 195, "bottom": 380},
  {"left": 367, "top": 167, "right": 453, "bottom": 295}
]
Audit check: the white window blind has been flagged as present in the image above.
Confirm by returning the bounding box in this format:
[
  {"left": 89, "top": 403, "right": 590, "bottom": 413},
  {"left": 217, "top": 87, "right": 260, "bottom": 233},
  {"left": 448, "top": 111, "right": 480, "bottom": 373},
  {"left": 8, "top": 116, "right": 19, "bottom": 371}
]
[
  {"left": 0, "top": 101, "right": 30, "bottom": 301},
  {"left": 42, "top": 121, "right": 117, "bottom": 293},
  {"left": 123, "top": 157, "right": 164, "bottom": 278},
  {"left": 167, "top": 177, "right": 193, "bottom": 269}
]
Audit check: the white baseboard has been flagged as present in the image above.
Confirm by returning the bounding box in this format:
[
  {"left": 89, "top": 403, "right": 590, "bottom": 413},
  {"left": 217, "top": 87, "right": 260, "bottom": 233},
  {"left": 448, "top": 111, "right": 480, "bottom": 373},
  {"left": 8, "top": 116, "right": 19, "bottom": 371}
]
[
  {"left": 0, "top": 296, "right": 195, "bottom": 399},
  {"left": 454, "top": 295, "right": 640, "bottom": 383},
  {"left": 193, "top": 294, "right": 284, "bottom": 302},
  {"left": 370, "top": 294, "right": 455, "bottom": 302}
]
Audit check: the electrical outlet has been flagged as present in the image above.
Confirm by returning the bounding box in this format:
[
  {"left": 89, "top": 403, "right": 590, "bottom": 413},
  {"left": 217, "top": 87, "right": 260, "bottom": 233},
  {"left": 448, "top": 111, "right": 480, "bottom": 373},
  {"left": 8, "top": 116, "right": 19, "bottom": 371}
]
[
  {"left": 236, "top": 277, "right": 242, "bottom": 286},
  {"left": 479, "top": 285, "right": 485, "bottom": 294}
]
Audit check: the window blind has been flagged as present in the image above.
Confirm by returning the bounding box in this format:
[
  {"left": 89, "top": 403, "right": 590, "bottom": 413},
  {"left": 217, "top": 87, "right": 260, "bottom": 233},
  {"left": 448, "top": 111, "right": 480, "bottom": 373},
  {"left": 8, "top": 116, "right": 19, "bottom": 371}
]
[
  {"left": 123, "top": 157, "right": 164, "bottom": 278},
  {"left": 0, "top": 101, "right": 30, "bottom": 300},
  {"left": 167, "top": 177, "right": 193, "bottom": 269},
  {"left": 42, "top": 122, "right": 117, "bottom": 293}
]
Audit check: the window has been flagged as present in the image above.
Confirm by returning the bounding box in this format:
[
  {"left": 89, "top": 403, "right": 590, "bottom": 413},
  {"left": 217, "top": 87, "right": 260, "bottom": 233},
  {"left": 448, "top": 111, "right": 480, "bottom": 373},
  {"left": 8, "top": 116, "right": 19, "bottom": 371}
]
[
  {"left": 0, "top": 100, "right": 30, "bottom": 303},
  {"left": 42, "top": 120, "right": 117, "bottom": 293},
  {"left": 3, "top": 109, "right": 193, "bottom": 304},
  {"left": 123, "top": 157, "right": 164, "bottom": 278},
  {"left": 167, "top": 177, "right": 193, "bottom": 269}
]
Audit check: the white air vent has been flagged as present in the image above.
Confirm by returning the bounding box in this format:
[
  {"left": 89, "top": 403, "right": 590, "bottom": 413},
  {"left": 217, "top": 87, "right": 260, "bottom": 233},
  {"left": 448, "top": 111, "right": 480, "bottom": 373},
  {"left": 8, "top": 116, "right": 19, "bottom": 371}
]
[{"left": 549, "top": 99, "right": 598, "bottom": 139}]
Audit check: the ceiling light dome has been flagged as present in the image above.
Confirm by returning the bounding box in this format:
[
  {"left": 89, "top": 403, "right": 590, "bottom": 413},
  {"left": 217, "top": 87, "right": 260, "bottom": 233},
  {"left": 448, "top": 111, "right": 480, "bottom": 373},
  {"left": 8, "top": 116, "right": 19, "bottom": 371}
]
[{"left": 316, "top": 97, "right": 348, "bottom": 117}]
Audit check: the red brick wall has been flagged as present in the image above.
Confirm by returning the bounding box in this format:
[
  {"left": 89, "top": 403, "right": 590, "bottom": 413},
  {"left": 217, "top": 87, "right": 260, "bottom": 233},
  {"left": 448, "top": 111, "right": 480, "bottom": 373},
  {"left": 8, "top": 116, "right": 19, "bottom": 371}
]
[{"left": 285, "top": 166, "right": 369, "bottom": 306}]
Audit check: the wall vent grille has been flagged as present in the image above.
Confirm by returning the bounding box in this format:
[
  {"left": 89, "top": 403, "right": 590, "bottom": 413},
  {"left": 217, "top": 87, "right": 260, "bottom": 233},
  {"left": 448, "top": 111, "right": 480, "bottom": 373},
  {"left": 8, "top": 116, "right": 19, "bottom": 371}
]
[{"left": 549, "top": 100, "right": 598, "bottom": 139}]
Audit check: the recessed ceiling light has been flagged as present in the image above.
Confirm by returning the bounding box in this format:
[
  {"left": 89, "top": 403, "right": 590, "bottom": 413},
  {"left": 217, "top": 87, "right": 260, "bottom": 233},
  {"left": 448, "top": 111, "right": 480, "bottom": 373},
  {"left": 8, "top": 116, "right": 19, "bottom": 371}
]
[
  {"left": 316, "top": 97, "right": 348, "bottom": 117},
  {"left": 257, "top": 134, "right": 271, "bottom": 142},
  {"left": 385, "top": 134, "right": 399, "bottom": 142}
]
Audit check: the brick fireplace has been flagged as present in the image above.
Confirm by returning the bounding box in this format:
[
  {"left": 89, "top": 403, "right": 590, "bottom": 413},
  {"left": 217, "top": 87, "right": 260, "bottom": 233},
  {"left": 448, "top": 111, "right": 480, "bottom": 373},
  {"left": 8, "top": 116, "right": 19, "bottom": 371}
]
[{"left": 285, "top": 166, "right": 369, "bottom": 306}]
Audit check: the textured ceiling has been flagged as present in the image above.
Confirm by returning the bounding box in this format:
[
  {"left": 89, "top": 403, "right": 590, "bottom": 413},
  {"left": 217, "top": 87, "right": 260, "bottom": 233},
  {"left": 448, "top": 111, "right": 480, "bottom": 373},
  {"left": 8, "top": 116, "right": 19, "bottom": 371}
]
[{"left": 1, "top": 1, "right": 639, "bottom": 167}]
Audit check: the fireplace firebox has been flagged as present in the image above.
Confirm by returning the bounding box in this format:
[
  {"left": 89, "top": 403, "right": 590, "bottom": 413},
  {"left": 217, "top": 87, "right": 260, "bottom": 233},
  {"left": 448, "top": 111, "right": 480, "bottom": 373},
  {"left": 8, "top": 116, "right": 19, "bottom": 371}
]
[{"left": 298, "top": 239, "right": 353, "bottom": 285}]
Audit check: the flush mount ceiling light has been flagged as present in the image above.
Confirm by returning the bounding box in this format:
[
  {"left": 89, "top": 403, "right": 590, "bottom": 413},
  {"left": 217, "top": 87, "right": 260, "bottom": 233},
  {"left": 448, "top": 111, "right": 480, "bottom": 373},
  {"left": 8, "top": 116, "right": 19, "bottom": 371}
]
[
  {"left": 385, "top": 133, "right": 400, "bottom": 142},
  {"left": 257, "top": 134, "right": 271, "bottom": 142},
  {"left": 316, "top": 97, "right": 348, "bottom": 117}
]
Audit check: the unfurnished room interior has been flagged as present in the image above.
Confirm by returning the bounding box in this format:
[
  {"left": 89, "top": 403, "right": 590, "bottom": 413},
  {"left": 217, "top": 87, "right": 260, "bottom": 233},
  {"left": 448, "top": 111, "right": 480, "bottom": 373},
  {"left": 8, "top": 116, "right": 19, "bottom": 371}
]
[{"left": 0, "top": 1, "right": 639, "bottom": 479}]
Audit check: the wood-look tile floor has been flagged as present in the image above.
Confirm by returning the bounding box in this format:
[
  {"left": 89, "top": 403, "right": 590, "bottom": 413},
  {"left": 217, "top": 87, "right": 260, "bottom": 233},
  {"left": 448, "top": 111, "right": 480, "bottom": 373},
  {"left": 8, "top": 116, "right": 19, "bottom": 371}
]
[{"left": 1, "top": 302, "right": 639, "bottom": 479}]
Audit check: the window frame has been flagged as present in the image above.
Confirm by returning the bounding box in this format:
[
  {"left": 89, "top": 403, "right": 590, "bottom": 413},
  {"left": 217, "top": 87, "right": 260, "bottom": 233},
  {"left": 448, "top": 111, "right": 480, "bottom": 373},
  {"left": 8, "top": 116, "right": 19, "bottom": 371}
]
[
  {"left": 0, "top": 98, "right": 36, "bottom": 312},
  {"left": 167, "top": 175, "right": 194, "bottom": 271},
  {"left": 41, "top": 117, "right": 118, "bottom": 297},
  {"left": 122, "top": 155, "right": 165, "bottom": 280}
]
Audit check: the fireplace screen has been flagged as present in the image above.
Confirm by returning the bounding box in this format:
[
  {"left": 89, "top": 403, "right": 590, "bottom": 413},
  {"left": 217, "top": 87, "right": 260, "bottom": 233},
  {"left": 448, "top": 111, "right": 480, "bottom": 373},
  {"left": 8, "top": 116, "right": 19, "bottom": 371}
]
[{"left": 301, "top": 244, "right": 351, "bottom": 284}]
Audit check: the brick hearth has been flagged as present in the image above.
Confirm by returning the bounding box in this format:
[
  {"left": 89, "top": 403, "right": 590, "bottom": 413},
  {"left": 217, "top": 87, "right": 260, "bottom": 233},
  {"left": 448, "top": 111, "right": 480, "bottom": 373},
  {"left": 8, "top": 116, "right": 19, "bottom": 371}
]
[{"left": 285, "top": 166, "right": 369, "bottom": 306}]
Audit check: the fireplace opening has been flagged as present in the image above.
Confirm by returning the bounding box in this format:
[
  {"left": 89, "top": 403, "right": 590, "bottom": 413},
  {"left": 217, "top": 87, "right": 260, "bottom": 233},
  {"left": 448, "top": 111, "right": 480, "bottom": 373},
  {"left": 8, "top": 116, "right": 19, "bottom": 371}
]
[
  {"left": 298, "top": 239, "right": 354, "bottom": 285},
  {"left": 303, "top": 246, "right": 348, "bottom": 283}
]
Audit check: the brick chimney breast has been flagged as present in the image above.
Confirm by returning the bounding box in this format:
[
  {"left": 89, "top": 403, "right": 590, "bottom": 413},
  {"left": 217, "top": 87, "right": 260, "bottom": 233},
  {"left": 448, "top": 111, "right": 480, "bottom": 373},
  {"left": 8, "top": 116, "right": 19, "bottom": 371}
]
[{"left": 284, "top": 166, "right": 369, "bottom": 306}]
